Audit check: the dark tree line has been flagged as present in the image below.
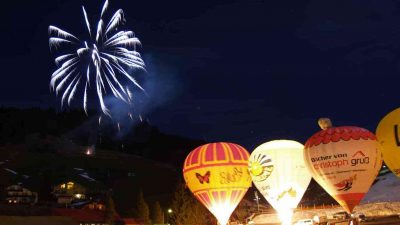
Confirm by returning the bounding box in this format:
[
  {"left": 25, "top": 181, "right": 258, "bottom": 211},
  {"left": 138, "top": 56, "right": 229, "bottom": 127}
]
[{"left": 0, "top": 107, "right": 204, "bottom": 167}]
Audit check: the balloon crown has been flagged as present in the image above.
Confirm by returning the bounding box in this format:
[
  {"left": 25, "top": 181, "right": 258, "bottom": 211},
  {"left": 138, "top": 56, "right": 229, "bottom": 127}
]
[
  {"left": 305, "top": 126, "right": 376, "bottom": 148},
  {"left": 183, "top": 142, "right": 249, "bottom": 172}
]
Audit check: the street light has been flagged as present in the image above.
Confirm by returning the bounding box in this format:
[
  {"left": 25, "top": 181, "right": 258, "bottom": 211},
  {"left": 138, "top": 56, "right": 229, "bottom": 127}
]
[
  {"left": 254, "top": 191, "right": 260, "bottom": 212},
  {"left": 166, "top": 208, "right": 173, "bottom": 225},
  {"left": 163, "top": 208, "right": 173, "bottom": 225}
]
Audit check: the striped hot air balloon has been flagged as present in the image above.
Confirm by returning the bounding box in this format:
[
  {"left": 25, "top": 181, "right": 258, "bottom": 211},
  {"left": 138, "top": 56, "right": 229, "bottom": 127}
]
[{"left": 183, "top": 142, "right": 252, "bottom": 225}]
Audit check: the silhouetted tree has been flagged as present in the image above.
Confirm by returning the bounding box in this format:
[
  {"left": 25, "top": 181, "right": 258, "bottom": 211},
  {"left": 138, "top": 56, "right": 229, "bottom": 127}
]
[
  {"left": 105, "top": 192, "right": 118, "bottom": 225},
  {"left": 151, "top": 201, "right": 164, "bottom": 224},
  {"left": 170, "top": 180, "right": 213, "bottom": 225},
  {"left": 136, "top": 190, "right": 151, "bottom": 225}
]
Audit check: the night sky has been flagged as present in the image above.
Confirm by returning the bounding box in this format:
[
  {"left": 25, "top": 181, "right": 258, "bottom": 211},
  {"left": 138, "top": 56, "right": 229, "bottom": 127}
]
[{"left": 2, "top": 0, "right": 400, "bottom": 149}]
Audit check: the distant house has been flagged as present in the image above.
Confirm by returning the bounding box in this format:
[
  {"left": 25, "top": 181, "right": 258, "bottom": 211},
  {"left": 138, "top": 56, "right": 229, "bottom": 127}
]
[
  {"left": 5, "top": 183, "right": 38, "bottom": 205},
  {"left": 52, "top": 181, "right": 87, "bottom": 205}
]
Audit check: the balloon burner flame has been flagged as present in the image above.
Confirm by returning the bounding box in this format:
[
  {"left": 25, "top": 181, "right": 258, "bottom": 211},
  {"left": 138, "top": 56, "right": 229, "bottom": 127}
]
[{"left": 276, "top": 200, "right": 294, "bottom": 225}]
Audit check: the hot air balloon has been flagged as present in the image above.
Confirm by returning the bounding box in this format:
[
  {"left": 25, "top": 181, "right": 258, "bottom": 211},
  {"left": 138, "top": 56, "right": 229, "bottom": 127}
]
[
  {"left": 376, "top": 108, "right": 400, "bottom": 177},
  {"left": 183, "top": 142, "right": 252, "bottom": 225},
  {"left": 248, "top": 140, "right": 311, "bottom": 225},
  {"left": 304, "top": 118, "right": 382, "bottom": 213}
]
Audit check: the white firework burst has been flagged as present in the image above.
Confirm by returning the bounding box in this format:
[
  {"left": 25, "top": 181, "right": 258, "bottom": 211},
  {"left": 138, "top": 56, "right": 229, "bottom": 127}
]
[{"left": 49, "top": 0, "right": 145, "bottom": 117}]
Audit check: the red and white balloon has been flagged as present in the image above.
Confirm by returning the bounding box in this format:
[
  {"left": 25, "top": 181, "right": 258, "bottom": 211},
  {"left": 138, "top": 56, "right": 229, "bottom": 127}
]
[{"left": 303, "top": 118, "right": 382, "bottom": 213}]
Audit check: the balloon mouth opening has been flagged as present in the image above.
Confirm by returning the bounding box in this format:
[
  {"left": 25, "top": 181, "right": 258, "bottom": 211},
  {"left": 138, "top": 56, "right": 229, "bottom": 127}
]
[
  {"left": 217, "top": 219, "right": 229, "bottom": 225},
  {"left": 215, "top": 215, "right": 229, "bottom": 225},
  {"left": 211, "top": 203, "right": 234, "bottom": 225},
  {"left": 277, "top": 207, "right": 294, "bottom": 225}
]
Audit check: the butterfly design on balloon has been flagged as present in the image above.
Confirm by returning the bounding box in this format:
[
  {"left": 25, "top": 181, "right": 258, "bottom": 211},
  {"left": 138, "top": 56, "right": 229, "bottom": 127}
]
[{"left": 196, "top": 171, "right": 211, "bottom": 184}]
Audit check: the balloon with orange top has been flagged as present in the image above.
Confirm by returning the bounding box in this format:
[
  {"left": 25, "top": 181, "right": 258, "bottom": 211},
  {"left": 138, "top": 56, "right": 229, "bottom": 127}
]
[
  {"left": 303, "top": 118, "right": 382, "bottom": 213},
  {"left": 183, "top": 142, "right": 252, "bottom": 225}
]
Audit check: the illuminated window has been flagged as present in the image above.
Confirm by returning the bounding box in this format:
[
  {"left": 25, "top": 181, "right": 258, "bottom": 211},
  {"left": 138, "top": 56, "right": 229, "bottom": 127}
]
[{"left": 67, "top": 182, "right": 74, "bottom": 189}]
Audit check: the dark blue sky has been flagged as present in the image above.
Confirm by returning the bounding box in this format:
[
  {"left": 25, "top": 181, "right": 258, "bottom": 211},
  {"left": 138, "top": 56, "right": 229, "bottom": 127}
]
[{"left": 1, "top": 0, "right": 400, "bottom": 149}]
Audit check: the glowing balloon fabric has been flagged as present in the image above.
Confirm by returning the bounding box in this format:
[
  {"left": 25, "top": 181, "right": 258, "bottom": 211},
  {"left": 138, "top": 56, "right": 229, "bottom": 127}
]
[
  {"left": 304, "top": 125, "right": 382, "bottom": 213},
  {"left": 376, "top": 108, "right": 400, "bottom": 177},
  {"left": 183, "top": 143, "right": 252, "bottom": 225},
  {"left": 249, "top": 140, "right": 311, "bottom": 225}
]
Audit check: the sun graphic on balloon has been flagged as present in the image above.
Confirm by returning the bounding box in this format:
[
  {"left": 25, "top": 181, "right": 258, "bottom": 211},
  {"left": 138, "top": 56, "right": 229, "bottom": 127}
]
[
  {"left": 249, "top": 161, "right": 264, "bottom": 176},
  {"left": 248, "top": 154, "right": 274, "bottom": 182}
]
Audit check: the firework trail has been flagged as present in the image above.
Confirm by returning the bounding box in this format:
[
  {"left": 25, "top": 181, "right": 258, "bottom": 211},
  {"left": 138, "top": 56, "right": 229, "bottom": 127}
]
[{"left": 49, "top": 0, "right": 145, "bottom": 117}]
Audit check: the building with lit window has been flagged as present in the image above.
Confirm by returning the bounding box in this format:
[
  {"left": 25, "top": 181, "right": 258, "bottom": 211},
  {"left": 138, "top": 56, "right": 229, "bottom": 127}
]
[
  {"left": 5, "top": 183, "right": 38, "bottom": 205},
  {"left": 52, "top": 181, "right": 87, "bottom": 205}
]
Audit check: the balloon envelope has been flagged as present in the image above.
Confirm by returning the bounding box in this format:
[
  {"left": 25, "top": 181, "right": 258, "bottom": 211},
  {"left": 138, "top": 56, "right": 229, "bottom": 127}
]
[
  {"left": 183, "top": 142, "right": 252, "bottom": 225},
  {"left": 249, "top": 140, "right": 311, "bottom": 225},
  {"left": 304, "top": 126, "right": 382, "bottom": 213},
  {"left": 376, "top": 108, "right": 400, "bottom": 177}
]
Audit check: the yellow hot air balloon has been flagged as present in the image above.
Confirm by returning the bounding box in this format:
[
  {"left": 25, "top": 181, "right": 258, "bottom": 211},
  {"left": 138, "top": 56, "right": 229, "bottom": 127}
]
[
  {"left": 376, "top": 108, "right": 400, "bottom": 177},
  {"left": 304, "top": 118, "right": 382, "bottom": 214},
  {"left": 183, "top": 142, "right": 252, "bottom": 225},
  {"left": 249, "top": 140, "right": 311, "bottom": 225}
]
